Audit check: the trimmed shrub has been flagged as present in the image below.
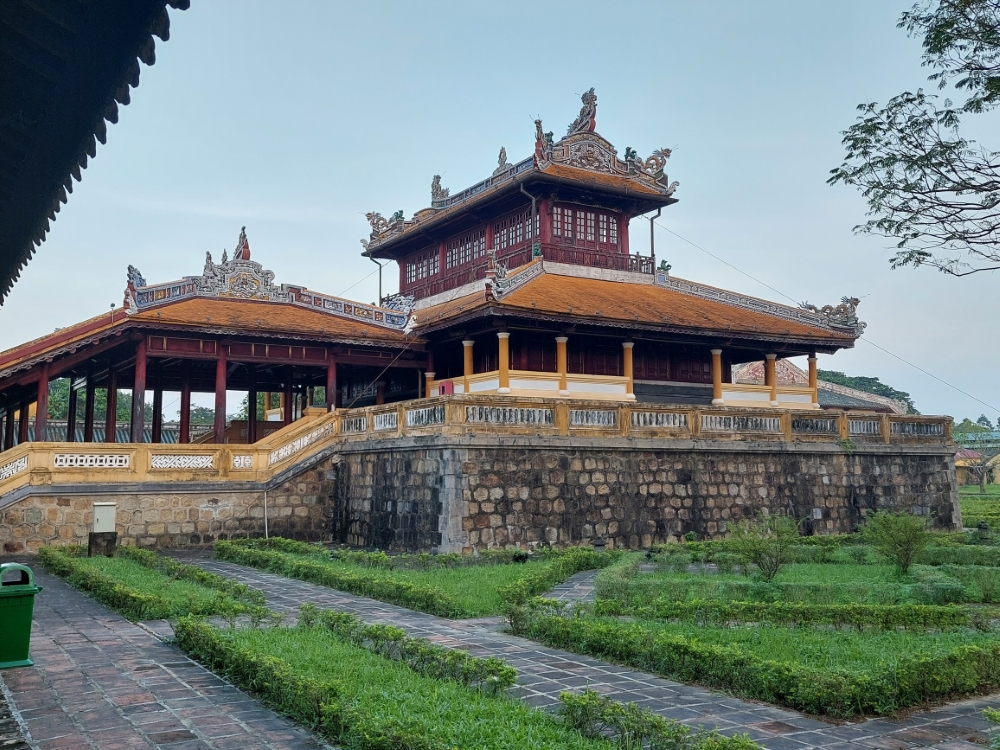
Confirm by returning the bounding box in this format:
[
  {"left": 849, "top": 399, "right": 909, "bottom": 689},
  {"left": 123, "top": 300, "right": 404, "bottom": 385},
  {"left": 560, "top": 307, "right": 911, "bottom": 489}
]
[
  {"left": 862, "top": 511, "right": 931, "bottom": 573},
  {"left": 558, "top": 689, "right": 759, "bottom": 750}
]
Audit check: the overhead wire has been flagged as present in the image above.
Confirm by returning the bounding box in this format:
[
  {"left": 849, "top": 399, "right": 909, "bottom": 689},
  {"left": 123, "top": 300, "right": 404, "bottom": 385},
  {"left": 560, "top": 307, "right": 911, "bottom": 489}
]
[{"left": 652, "top": 219, "right": 999, "bottom": 414}]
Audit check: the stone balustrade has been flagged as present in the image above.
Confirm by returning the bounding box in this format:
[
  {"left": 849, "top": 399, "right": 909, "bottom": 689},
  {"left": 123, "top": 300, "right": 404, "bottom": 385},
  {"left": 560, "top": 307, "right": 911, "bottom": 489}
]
[{"left": 0, "top": 394, "right": 952, "bottom": 507}]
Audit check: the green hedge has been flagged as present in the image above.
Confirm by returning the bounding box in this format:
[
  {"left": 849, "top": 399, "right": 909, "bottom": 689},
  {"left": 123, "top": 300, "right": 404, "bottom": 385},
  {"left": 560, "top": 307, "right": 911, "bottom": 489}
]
[
  {"left": 594, "top": 598, "right": 983, "bottom": 631},
  {"left": 174, "top": 616, "right": 609, "bottom": 750},
  {"left": 516, "top": 608, "right": 1000, "bottom": 717},
  {"left": 215, "top": 540, "right": 464, "bottom": 617},
  {"left": 299, "top": 603, "right": 516, "bottom": 695},
  {"left": 231, "top": 536, "right": 549, "bottom": 569},
  {"left": 39, "top": 545, "right": 264, "bottom": 621},
  {"left": 557, "top": 689, "right": 759, "bottom": 750}
]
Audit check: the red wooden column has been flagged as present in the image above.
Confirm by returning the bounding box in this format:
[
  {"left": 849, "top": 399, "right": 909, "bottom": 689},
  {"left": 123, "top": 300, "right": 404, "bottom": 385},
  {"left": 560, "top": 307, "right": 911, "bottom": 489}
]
[
  {"left": 213, "top": 344, "right": 228, "bottom": 444},
  {"left": 34, "top": 363, "right": 49, "bottom": 442},
  {"left": 151, "top": 385, "right": 163, "bottom": 443},
  {"left": 538, "top": 198, "right": 551, "bottom": 244},
  {"left": 283, "top": 368, "right": 293, "bottom": 426},
  {"left": 325, "top": 356, "right": 337, "bottom": 412},
  {"left": 18, "top": 398, "right": 29, "bottom": 445},
  {"left": 618, "top": 213, "right": 630, "bottom": 255},
  {"left": 83, "top": 377, "right": 96, "bottom": 442},
  {"left": 130, "top": 338, "right": 148, "bottom": 443},
  {"left": 66, "top": 379, "right": 79, "bottom": 442},
  {"left": 179, "top": 363, "right": 191, "bottom": 444},
  {"left": 247, "top": 366, "right": 258, "bottom": 443},
  {"left": 3, "top": 405, "right": 14, "bottom": 449},
  {"left": 104, "top": 366, "right": 118, "bottom": 442}
]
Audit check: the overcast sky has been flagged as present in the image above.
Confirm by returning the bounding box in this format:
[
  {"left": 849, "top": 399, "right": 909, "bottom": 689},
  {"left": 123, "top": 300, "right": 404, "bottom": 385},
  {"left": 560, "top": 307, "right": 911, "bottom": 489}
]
[{"left": 3, "top": 1, "right": 998, "bottom": 421}]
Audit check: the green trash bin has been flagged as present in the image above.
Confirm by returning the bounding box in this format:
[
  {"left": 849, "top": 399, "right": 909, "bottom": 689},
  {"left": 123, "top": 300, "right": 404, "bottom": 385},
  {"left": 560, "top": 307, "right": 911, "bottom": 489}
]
[{"left": 0, "top": 563, "right": 42, "bottom": 669}]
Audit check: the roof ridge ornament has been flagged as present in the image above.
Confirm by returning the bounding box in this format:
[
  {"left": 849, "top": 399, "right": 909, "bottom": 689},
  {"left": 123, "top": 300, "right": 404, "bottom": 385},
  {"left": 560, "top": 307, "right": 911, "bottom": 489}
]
[
  {"left": 431, "top": 175, "right": 450, "bottom": 202},
  {"left": 566, "top": 88, "right": 597, "bottom": 136},
  {"left": 234, "top": 225, "right": 250, "bottom": 261},
  {"left": 799, "top": 297, "right": 867, "bottom": 335},
  {"left": 493, "top": 147, "right": 514, "bottom": 176}
]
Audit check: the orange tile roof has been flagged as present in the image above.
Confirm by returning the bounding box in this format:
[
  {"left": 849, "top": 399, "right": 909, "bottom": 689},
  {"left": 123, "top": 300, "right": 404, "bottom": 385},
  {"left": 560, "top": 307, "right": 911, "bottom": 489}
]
[
  {"left": 414, "top": 271, "right": 854, "bottom": 344},
  {"left": 131, "top": 298, "right": 411, "bottom": 343},
  {"left": 0, "top": 297, "right": 413, "bottom": 374}
]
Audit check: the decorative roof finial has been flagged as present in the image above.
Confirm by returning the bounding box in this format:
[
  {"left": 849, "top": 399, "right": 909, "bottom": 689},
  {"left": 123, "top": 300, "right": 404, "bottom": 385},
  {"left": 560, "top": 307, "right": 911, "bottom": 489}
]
[
  {"left": 566, "top": 88, "right": 597, "bottom": 136},
  {"left": 431, "top": 175, "right": 450, "bottom": 202},
  {"left": 234, "top": 226, "right": 250, "bottom": 261},
  {"left": 493, "top": 146, "right": 513, "bottom": 176}
]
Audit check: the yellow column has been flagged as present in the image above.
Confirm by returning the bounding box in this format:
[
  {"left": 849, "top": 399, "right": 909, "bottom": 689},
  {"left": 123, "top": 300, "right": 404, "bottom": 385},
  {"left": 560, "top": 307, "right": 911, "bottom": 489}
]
[
  {"left": 555, "top": 336, "right": 569, "bottom": 396},
  {"left": 622, "top": 342, "right": 635, "bottom": 400},
  {"left": 425, "top": 371, "right": 436, "bottom": 398},
  {"left": 462, "top": 340, "right": 474, "bottom": 393},
  {"left": 807, "top": 354, "right": 819, "bottom": 407},
  {"left": 765, "top": 353, "right": 778, "bottom": 406},
  {"left": 710, "top": 348, "right": 724, "bottom": 405},
  {"left": 497, "top": 332, "right": 510, "bottom": 393}
]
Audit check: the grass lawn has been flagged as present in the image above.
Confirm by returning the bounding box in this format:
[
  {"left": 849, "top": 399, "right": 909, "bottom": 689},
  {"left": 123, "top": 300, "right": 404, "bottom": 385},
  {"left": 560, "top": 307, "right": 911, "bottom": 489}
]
[
  {"left": 39, "top": 545, "right": 264, "bottom": 621},
  {"left": 634, "top": 619, "right": 993, "bottom": 672},
  {"left": 214, "top": 625, "right": 610, "bottom": 750},
  {"left": 305, "top": 557, "right": 555, "bottom": 616},
  {"left": 216, "top": 539, "right": 611, "bottom": 617}
]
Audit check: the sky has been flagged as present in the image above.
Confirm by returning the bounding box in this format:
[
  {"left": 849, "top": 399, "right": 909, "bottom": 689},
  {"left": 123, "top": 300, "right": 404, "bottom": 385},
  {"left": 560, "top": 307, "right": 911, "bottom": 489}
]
[{"left": 2, "top": 0, "right": 998, "bottom": 421}]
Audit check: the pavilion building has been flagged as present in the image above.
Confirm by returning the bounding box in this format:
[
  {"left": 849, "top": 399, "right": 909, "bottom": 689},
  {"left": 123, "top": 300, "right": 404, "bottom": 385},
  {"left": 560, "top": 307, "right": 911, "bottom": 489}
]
[{"left": 0, "top": 91, "right": 956, "bottom": 554}]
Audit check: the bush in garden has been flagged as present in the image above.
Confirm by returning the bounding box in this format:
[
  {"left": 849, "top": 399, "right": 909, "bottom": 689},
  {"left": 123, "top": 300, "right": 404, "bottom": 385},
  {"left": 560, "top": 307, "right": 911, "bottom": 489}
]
[
  {"left": 557, "top": 689, "right": 759, "bottom": 749},
  {"left": 728, "top": 514, "right": 800, "bottom": 582},
  {"left": 862, "top": 511, "right": 931, "bottom": 573}
]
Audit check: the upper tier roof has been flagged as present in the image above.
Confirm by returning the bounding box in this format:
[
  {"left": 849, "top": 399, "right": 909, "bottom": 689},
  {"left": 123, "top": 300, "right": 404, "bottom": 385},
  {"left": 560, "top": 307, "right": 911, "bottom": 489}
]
[
  {"left": 361, "top": 89, "right": 679, "bottom": 260},
  {"left": 412, "top": 260, "right": 863, "bottom": 353}
]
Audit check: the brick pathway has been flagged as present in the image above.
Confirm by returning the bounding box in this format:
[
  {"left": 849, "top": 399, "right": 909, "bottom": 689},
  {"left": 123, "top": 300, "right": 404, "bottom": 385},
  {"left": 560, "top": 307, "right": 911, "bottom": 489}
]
[
  {"left": 176, "top": 554, "right": 998, "bottom": 750},
  {"left": 0, "top": 567, "right": 329, "bottom": 750}
]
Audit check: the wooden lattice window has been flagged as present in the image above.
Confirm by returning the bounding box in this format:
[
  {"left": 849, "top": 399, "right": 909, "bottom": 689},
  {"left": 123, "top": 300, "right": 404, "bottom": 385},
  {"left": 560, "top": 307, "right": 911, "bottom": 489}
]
[{"left": 552, "top": 206, "right": 563, "bottom": 236}]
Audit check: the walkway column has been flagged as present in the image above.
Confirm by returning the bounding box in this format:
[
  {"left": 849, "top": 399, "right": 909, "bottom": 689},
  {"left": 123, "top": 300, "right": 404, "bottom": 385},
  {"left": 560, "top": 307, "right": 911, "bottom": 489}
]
[
  {"left": 497, "top": 332, "right": 510, "bottom": 393},
  {"left": 66, "top": 380, "right": 78, "bottom": 442},
  {"left": 326, "top": 357, "right": 337, "bottom": 412},
  {"left": 808, "top": 353, "right": 819, "bottom": 407},
  {"left": 711, "top": 349, "right": 724, "bottom": 405},
  {"left": 555, "top": 336, "right": 569, "bottom": 395},
  {"left": 83, "top": 377, "right": 95, "bottom": 442},
  {"left": 462, "top": 340, "right": 474, "bottom": 393},
  {"left": 765, "top": 353, "right": 778, "bottom": 406},
  {"left": 105, "top": 366, "right": 117, "bottom": 443},
  {"left": 622, "top": 342, "right": 634, "bottom": 400},
  {"left": 179, "top": 363, "right": 191, "bottom": 444},
  {"left": 213, "top": 344, "right": 227, "bottom": 444},
  {"left": 283, "top": 368, "right": 293, "bottom": 426},
  {"left": 425, "top": 372, "right": 436, "bottom": 397},
  {"left": 151, "top": 385, "right": 163, "bottom": 443},
  {"left": 130, "top": 338, "right": 147, "bottom": 443},
  {"left": 375, "top": 382, "right": 385, "bottom": 405},
  {"left": 34, "top": 363, "right": 49, "bottom": 442}
]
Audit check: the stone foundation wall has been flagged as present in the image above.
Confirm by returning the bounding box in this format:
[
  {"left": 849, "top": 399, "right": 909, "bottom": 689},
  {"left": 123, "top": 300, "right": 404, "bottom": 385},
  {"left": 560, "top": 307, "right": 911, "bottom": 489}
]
[
  {"left": 0, "top": 437, "right": 958, "bottom": 555},
  {"left": 0, "top": 463, "right": 336, "bottom": 554},
  {"left": 333, "top": 438, "right": 959, "bottom": 552}
]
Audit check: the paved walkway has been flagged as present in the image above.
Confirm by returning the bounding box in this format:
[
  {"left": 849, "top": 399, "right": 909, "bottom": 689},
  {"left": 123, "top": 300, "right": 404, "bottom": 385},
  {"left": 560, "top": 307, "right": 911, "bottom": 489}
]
[
  {"left": 0, "top": 567, "right": 329, "bottom": 750},
  {"left": 176, "top": 554, "right": 998, "bottom": 750},
  {"left": 544, "top": 569, "right": 598, "bottom": 603}
]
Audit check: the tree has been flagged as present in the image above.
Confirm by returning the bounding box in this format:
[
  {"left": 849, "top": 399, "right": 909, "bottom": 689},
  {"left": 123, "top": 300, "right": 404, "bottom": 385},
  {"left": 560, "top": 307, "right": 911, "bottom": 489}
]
[
  {"left": 829, "top": 0, "right": 1000, "bottom": 277},
  {"left": 45, "top": 378, "right": 149, "bottom": 423},
  {"left": 187, "top": 406, "right": 215, "bottom": 424},
  {"left": 861, "top": 511, "right": 931, "bottom": 573},
  {"left": 817, "top": 369, "right": 918, "bottom": 413},
  {"left": 728, "top": 514, "right": 800, "bottom": 581},
  {"left": 955, "top": 417, "right": 1000, "bottom": 493}
]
